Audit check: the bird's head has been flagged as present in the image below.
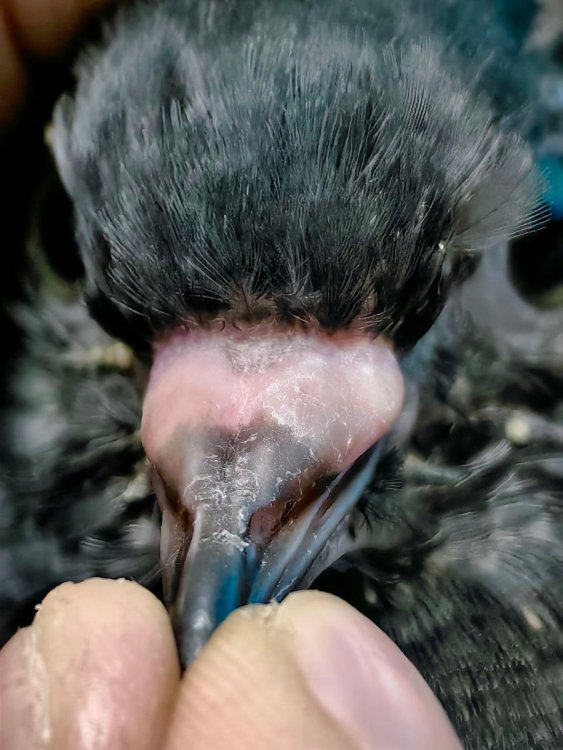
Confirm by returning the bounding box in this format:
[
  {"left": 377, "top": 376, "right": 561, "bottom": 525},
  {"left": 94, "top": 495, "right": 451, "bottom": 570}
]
[{"left": 51, "top": 9, "right": 538, "bottom": 663}]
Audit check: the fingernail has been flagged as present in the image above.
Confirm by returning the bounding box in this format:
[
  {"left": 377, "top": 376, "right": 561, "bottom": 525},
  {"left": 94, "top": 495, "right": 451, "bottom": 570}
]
[{"left": 281, "top": 592, "right": 462, "bottom": 750}]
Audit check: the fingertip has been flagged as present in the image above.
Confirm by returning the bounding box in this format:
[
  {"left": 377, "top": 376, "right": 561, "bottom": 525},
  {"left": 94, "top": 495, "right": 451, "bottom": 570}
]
[
  {"left": 0, "top": 579, "right": 180, "bottom": 750},
  {"left": 0, "top": 629, "right": 37, "bottom": 750},
  {"left": 275, "top": 591, "right": 463, "bottom": 750},
  {"left": 5, "top": 0, "right": 113, "bottom": 58},
  {"left": 165, "top": 597, "right": 354, "bottom": 750},
  {"left": 166, "top": 591, "right": 461, "bottom": 750}
]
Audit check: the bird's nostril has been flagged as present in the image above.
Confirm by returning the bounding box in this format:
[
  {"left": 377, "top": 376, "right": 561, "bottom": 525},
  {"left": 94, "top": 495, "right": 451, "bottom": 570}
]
[
  {"left": 149, "top": 466, "right": 187, "bottom": 521},
  {"left": 248, "top": 496, "right": 293, "bottom": 547},
  {"left": 247, "top": 470, "right": 334, "bottom": 546},
  {"left": 150, "top": 466, "right": 195, "bottom": 601}
]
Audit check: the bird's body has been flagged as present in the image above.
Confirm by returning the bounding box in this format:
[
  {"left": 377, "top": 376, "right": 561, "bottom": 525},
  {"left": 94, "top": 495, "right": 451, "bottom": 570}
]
[{"left": 1, "top": 1, "right": 563, "bottom": 748}]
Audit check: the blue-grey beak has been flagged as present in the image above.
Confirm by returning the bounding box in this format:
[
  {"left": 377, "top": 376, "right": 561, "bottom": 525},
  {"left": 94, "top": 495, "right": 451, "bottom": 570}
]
[{"left": 158, "top": 442, "right": 383, "bottom": 667}]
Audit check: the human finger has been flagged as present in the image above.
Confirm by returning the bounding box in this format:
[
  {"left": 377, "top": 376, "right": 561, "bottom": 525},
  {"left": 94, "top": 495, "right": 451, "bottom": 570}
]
[
  {"left": 164, "top": 591, "right": 462, "bottom": 750},
  {"left": 0, "top": 578, "right": 180, "bottom": 750}
]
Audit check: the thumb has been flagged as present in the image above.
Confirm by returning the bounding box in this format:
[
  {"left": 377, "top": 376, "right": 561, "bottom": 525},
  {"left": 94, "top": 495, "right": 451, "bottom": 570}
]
[{"left": 165, "top": 591, "right": 462, "bottom": 750}]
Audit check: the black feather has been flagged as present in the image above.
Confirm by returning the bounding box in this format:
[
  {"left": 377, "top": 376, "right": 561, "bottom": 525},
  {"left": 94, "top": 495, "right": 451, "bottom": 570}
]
[{"left": 52, "top": 0, "right": 539, "bottom": 349}]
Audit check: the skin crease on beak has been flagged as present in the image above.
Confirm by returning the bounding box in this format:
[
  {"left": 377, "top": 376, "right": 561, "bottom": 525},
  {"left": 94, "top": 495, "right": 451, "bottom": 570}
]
[{"left": 141, "top": 322, "right": 405, "bottom": 664}]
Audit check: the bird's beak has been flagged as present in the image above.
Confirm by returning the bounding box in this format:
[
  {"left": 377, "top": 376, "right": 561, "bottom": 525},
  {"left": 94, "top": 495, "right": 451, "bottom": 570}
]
[{"left": 141, "top": 324, "right": 404, "bottom": 666}]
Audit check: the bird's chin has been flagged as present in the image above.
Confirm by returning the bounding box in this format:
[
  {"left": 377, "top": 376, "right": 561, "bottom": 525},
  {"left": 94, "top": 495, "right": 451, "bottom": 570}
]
[{"left": 141, "top": 323, "right": 404, "bottom": 666}]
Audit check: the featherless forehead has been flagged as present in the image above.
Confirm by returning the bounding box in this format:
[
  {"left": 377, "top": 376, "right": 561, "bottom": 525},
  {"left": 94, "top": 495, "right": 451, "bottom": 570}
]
[{"left": 52, "top": 0, "right": 539, "bottom": 350}]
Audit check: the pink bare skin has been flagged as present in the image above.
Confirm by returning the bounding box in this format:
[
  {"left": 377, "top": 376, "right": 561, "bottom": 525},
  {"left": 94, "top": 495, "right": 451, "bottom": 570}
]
[{"left": 0, "top": 4, "right": 462, "bottom": 748}]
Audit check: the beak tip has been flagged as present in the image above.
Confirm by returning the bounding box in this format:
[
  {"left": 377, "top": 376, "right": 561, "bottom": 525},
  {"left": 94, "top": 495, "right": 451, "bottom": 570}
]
[{"left": 175, "top": 608, "right": 215, "bottom": 668}]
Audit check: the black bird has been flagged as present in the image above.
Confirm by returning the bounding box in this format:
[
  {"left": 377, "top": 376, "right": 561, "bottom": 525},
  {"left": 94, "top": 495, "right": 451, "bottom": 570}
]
[{"left": 1, "top": 0, "right": 562, "bottom": 748}]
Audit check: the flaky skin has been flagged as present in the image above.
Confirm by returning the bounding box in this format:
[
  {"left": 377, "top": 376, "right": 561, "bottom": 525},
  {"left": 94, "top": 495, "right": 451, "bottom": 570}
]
[{"left": 1, "top": 1, "right": 562, "bottom": 748}]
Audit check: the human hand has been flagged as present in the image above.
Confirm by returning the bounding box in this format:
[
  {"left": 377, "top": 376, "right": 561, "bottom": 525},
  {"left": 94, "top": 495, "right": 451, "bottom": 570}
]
[
  {"left": 0, "top": 0, "right": 111, "bottom": 123},
  {"left": 0, "top": 580, "right": 462, "bottom": 749}
]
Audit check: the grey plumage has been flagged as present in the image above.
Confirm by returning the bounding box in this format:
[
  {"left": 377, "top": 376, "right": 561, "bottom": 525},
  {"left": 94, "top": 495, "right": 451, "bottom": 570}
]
[
  {"left": 51, "top": 0, "right": 538, "bottom": 348},
  {"left": 1, "top": 1, "right": 562, "bottom": 748}
]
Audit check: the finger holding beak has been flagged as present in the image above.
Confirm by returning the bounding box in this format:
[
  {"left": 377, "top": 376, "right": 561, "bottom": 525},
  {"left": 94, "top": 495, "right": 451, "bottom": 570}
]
[
  {"left": 0, "top": 579, "right": 179, "bottom": 750},
  {"left": 0, "top": 583, "right": 461, "bottom": 750}
]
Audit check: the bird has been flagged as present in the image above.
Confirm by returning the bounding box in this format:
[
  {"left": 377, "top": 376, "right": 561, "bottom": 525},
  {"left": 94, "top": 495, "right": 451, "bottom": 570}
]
[{"left": 0, "top": 0, "right": 562, "bottom": 748}]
